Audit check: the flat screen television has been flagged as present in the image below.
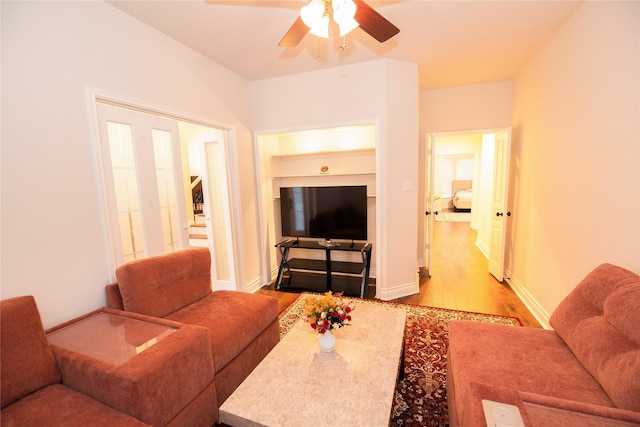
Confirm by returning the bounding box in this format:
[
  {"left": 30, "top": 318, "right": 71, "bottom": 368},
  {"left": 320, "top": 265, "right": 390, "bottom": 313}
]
[{"left": 280, "top": 185, "right": 367, "bottom": 241}]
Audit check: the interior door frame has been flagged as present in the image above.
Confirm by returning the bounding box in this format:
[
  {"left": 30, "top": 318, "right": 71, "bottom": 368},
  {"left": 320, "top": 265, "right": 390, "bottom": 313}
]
[
  {"left": 88, "top": 88, "right": 243, "bottom": 286},
  {"left": 200, "top": 139, "right": 238, "bottom": 291},
  {"left": 423, "top": 133, "right": 435, "bottom": 277},
  {"left": 422, "top": 128, "right": 511, "bottom": 279},
  {"left": 96, "top": 104, "right": 189, "bottom": 259}
]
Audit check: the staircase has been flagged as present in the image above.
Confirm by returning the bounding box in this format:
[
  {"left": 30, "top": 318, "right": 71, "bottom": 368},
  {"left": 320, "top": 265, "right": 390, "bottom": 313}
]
[{"left": 189, "top": 215, "right": 208, "bottom": 248}]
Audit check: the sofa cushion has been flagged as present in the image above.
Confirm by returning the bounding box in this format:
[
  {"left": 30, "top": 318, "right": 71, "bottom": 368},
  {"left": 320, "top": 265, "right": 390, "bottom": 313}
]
[
  {"left": 0, "top": 383, "right": 148, "bottom": 426},
  {"left": 550, "top": 263, "right": 640, "bottom": 412},
  {"left": 1, "top": 295, "right": 62, "bottom": 408},
  {"left": 165, "top": 290, "right": 279, "bottom": 373},
  {"left": 115, "top": 248, "right": 212, "bottom": 318},
  {"left": 519, "top": 391, "right": 640, "bottom": 426},
  {"left": 461, "top": 382, "right": 640, "bottom": 427},
  {"left": 447, "top": 320, "right": 615, "bottom": 413}
]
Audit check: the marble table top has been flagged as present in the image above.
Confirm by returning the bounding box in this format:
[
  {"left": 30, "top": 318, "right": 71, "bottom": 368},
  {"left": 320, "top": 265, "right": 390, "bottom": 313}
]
[{"left": 220, "top": 301, "right": 407, "bottom": 427}]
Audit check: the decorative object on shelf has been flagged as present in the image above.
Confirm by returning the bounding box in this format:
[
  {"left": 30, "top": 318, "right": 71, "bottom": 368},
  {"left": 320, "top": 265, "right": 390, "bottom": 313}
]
[
  {"left": 302, "top": 292, "right": 354, "bottom": 351},
  {"left": 318, "top": 239, "right": 340, "bottom": 248},
  {"left": 320, "top": 165, "right": 329, "bottom": 174}
]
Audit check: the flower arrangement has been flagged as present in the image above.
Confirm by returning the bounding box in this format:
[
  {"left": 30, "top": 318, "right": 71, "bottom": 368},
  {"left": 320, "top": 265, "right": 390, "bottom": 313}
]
[{"left": 302, "top": 292, "right": 354, "bottom": 334}]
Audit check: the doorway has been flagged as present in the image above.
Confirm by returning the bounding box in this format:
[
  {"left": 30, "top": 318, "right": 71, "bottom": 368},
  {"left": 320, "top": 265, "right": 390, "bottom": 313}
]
[
  {"left": 95, "top": 103, "right": 188, "bottom": 262},
  {"left": 423, "top": 129, "right": 511, "bottom": 281},
  {"left": 94, "top": 99, "right": 238, "bottom": 290}
]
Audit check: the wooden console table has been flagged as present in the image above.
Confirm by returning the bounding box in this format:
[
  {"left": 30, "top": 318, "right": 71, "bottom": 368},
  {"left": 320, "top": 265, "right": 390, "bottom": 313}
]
[{"left": 275, "top": 239, "right": 372, "bottom": 297}]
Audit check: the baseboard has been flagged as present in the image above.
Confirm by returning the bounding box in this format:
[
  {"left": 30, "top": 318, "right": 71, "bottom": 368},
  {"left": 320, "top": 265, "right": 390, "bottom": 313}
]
[
  {"left": 244, "top": 276, "right": 264, "bottom": 294},
  {"left": 504, "top": 268, "right": 551, "bottom": 329},
  {"left": 475, "top": 239, "right": 489, "bottom": 260},
  {"left": 375, "top": 279, "right": 419, "bottom": 301}
]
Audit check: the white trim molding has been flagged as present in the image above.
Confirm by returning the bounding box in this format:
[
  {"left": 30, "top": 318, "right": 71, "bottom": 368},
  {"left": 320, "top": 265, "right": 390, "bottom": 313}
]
[
  {"left": 504, "top": 268, "right": 551, "bottom": 329},
  {"left": 244, "top": 275, "right": 265, "bottom": 294},
  {"left": 375, "top": 279, "right": 419, "bottom": 301}
]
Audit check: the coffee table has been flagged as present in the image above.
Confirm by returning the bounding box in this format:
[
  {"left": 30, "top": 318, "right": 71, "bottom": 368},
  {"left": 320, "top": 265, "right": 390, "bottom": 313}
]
[{"left": 219, "top": 302, "right": 407, "bottom": 426}]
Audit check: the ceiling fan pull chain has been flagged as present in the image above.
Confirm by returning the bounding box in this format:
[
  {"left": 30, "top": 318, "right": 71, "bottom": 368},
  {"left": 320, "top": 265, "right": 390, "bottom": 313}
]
[{"left": 340, "top": 36, "right": 348, "bottom": 50}]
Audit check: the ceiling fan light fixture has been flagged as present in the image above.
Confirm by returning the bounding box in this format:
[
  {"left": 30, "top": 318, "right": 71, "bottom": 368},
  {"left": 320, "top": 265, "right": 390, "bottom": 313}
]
[
  {"left": 309, "top": 14, "right": 330, "bottom": 38},
  {"left": 336, "top": 16, "right": 359, "bottom": 37},
  {"left": 279, "top": 0, "right": 398, "bottom": 48},
  {"left": 301, "top": 0, "right": 330, "bottom": 39},
  {"left": 333, "top": 0, "right": 359, "bottom": 37}
]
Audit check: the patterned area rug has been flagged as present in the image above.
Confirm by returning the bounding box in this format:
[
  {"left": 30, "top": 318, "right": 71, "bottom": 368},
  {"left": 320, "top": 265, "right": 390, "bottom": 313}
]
[{"left": 278, "top": 293, "right": 522, "bottom": 427}]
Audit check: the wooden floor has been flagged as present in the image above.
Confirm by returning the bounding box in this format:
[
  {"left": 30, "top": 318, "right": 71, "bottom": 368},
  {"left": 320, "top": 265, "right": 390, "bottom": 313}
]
[{"left": 258, "top": 220, "right": 541, "bottom": 328}]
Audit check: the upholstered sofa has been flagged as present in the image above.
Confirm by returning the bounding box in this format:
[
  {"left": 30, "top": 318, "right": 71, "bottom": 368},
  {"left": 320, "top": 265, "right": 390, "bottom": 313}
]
[
  {"left": 2, "top": 295, "right": 217, "bottom": 426},
  {"left": 105, "top": 247, "right": 280, "bottom": 408},
  {"left": 1, "top": 296, "right": 144, "bottom": 425},
  {"left": 447, "top": 263, "right": 640, "bottom": 426}
]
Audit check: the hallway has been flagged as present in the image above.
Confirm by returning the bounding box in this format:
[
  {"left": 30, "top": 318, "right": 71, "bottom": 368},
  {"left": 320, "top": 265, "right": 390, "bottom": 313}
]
[{"left": 396, "top": 220, "right": 541, "bottom": 327}]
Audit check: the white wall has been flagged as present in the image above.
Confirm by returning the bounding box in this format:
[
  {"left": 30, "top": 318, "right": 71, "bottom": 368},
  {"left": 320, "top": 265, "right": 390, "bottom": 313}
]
[
  {"left": 251, "top": 61, "right": 386, "bottom": 130},
  {"left": 251, "top": 59, "right": 420, "bottom": 299},
  {"left": 509, "top": 1, "right": 640, "bottom": 318},
  {"left": 379, "top": 59, "right": 420, "bottom": 299},
  {"left": 1, "top": 2, "right": 257, "bottom": 328},
  {"left": 420, "top": 81, "right": 513, "bottom": 135}
]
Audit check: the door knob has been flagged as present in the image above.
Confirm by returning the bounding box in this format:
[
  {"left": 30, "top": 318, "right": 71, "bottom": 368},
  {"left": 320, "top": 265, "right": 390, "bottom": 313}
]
[
  {"left": 496, "top": 211, "right": 512, "bottom": 217},
  {"left": 425, "top": 211, "right": 431, "bottom": 216}
]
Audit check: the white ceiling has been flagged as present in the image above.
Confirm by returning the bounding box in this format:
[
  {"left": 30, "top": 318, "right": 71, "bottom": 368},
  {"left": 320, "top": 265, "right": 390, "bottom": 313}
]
[{"left": 108, "top": 0, "right": 582, "bottom": 90}]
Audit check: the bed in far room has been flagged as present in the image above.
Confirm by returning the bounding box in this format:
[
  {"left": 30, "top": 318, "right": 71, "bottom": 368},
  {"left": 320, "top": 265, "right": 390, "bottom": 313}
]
[{"left": 452, "top": 180, "right": 472, "bottom": 211}]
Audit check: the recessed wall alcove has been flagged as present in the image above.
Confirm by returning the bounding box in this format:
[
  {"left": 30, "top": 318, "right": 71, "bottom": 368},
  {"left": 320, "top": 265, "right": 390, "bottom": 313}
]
[{"left": 255, "top": 123, "right": 378, "bottom": 290}]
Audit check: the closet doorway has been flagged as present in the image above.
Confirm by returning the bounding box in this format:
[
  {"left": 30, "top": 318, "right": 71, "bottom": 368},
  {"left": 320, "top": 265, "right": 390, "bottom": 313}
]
[{"left": 93, "top": 99, "right": 238, "bottom": 290}]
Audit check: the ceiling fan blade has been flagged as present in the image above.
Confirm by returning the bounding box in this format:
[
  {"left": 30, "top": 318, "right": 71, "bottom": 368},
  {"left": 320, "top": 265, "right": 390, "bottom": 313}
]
[
  {"left": 278, "top": 16, "right": 309, "bottom": 47},
  {"left": 353, "top": 0, "right": 399, "bottom": 43}
]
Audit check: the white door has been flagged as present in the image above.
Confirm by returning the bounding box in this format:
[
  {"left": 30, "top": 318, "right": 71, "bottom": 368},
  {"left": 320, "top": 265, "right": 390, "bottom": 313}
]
[
  {"left": 96, "top": 103, "right": 189, "bottom": 266},
  {"left": 424, "top": 133, "right": 436, "bottom": 277},
  {"left": 488, "top": 128, "right": 512, "bottom": 281},
  {"left": 200, "top": 140, "right": 236, "bottom": 291}
]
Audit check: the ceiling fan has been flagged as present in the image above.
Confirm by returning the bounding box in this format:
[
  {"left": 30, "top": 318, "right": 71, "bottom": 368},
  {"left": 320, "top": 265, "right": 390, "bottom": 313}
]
[{"left": 278, "top": 0, "right": 400, "bottom": 47}]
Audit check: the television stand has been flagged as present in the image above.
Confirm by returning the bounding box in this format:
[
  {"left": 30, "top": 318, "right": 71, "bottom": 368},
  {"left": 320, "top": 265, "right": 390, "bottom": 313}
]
[{"left": 274, "top": 239, "right": 372, "bottom": 298}]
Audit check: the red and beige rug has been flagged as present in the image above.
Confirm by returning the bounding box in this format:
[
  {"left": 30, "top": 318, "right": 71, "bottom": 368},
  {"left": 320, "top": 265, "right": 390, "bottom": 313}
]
[{"left": 278, "top": 293, "right": 522, "bottom": 427}]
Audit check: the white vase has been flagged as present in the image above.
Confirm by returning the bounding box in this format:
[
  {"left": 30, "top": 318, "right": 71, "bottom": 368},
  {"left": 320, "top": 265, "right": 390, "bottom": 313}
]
[{"left": 318, "top": 330, "right": 336, "bottom": 352}]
